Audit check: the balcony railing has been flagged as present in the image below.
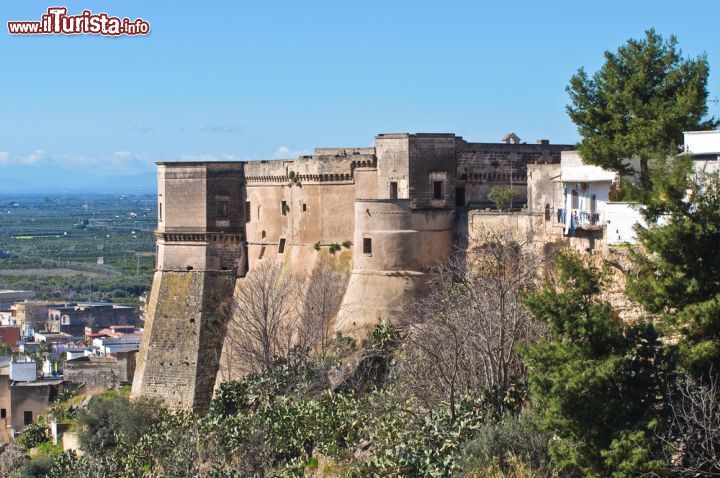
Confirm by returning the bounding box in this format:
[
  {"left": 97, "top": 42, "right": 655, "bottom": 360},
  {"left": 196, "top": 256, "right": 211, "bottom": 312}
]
[{"left": 556, "top": 209, "right": 604, "bottom": 229}]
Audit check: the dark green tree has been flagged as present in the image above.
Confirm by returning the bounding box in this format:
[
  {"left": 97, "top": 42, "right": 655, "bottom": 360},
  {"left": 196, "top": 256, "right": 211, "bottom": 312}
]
[
  {"left": 77, "top": 392, "right": 163, "bottom": 455},
  {"left": 522, "top": 252, "right": 669, "bottom": 477},
  {"left": 567, "top": 29, "right": 717, "bottom": 182},
  {"left": 628, "top": 156, "right": 720, "bottom": 380}
]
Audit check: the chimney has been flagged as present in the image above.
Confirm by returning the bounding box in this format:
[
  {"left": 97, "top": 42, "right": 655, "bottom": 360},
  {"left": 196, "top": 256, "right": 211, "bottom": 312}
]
[{"left": 536, "top": 139, "right": 550, "bottom": 145}]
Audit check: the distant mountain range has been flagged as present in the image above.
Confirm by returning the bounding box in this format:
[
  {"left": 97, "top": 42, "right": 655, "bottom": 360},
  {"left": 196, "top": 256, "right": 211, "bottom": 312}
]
[{"left": 0, "top": 165, "right": 156, "bottom": 194}]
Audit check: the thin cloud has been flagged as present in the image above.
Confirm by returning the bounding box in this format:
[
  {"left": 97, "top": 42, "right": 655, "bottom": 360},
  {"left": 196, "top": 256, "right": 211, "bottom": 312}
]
[
  {"left": 199, "top": 124, "right": 245, "bottom": 134},
  {"left": 133, "top": 124, "right": 155, "bottom": 133},
  {"left": 272, "top": 146, "right": 310, "bottom": 159},
  {"left": 0, "top": 150, "right": 154, "bottom": 176},
  {"left": 22, "top": 149, "right": 49, "bottom": 165}
]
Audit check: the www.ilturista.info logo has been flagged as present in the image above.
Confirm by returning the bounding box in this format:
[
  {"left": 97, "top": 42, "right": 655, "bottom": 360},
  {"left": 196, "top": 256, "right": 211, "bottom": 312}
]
[{"left": 7, "top": 7, "right": 150, "bottom": 36}]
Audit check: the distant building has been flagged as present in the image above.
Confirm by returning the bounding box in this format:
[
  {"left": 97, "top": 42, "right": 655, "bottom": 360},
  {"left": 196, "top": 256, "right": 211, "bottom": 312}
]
[
  {"left": 0, "top": 326, "right": 21, "bottom": 350},
  {"left": 11, "top": 301, "right": 63, "bottom": 336},
  {"left": 92, "top": 335, "right": 141, "bottom": 355},
  {"left": 64, "top": 351, "right": 137, "bottom": 392},
  {"left": 0, "top": 290, "right": 35, "bottom": 311},
  {"left": 48, "top": 303, "right": 138, "bottom": 339},
  {"left": 0, "top": 357, "right": 66, "bottom": 440},
  {"left": 33, "top": 332, "right": 73, "bottom": 344}
]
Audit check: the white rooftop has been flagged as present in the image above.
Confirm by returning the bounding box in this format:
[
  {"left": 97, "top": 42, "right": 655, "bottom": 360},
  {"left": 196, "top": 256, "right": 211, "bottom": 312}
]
[
  {"left": 560, "top": 151, "right": 617, "bottom": 183},
  {"left": 684, "top": 130, "right": 720, "bottom": 155}
]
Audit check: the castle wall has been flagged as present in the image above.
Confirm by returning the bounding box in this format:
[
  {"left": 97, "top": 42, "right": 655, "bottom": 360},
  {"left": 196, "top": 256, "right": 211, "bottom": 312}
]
[
  {"left": 335, "top": 199, "right": 454, "bottom": 336},
  {"left": 527, "top": 163, "right": 562, "bottom": 214},
  {"left": 455, "top": 140, "right": 572, "bottom": 208},
  {"left": 131, "top": 271, "right": 235, "bottom": 412},
  {"left": 136, "top": 132, "right": 576, "bottom": 410},
  {"left": 133, "top": 162, "right": 246, "bottom": 413}
]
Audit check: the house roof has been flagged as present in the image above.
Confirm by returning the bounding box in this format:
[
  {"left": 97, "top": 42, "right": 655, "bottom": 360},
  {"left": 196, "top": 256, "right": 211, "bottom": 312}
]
[{"left": 560, "top": 165, "right": 616, "bottom": 183}]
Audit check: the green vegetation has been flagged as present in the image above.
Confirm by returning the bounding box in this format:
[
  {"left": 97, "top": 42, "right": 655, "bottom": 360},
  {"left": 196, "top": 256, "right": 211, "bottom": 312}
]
[
  {"left": 488, "top": 185, "right": 518, "bottom": 211},
  {"left": 76, "top": 388, "right": 163, "bottom": 455},
  {"left": 10, "top": 30, "right": 720, "bottom": 478},
  {"left": 567, "top": 29, "right": 717, "bottom": 183},
  {"left": 628, "top": 156, "right": 720, "bottom": 379},
  {"left": 0, "top": 194, "right": 155, "bottom": 304},
  {"left": 523, "top": 253, "right": 668, "bottom": 476}
]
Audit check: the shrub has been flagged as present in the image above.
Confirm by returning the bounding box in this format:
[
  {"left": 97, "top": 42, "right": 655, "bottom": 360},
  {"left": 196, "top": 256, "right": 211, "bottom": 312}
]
[
  {"left": 18, "top": 423, "right": 50, "bottom": 450},
  {"left": 20, "top": 456, "right": 54, "bottom": 478},
  {"left": 488, "top": 186, "right": 518, "bottom": 211},
  {"left": 77, "top": 391, "right": 163, "bottom": 455},
  {"left": 459, "top": 416, "right": 553, "bottom": 474}
]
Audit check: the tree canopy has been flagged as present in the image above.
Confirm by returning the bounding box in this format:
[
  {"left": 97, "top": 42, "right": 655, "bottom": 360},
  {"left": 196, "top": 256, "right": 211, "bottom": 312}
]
[{"left": 567, "top": 29, "right": 717, "bottom": 178}]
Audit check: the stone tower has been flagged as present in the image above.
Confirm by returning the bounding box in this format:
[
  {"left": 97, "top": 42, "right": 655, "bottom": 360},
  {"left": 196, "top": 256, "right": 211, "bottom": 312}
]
[{"left": 131, "top": 162, "right": 247, "bottom": 413}]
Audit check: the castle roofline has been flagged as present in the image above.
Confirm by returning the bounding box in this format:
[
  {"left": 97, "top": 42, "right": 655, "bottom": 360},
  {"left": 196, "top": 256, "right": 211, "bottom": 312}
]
[
  {"left": 156, "top": 161, "right": 247, "bottom": 166},
  {"left": 375, "top": 133, "right": 457, "bottom": 139}
]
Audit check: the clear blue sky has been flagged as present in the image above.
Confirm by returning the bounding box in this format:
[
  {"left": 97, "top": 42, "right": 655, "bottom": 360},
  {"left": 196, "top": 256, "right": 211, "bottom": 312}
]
[{"left": 1, "top": 0, "right": 719, "bottom": 185}]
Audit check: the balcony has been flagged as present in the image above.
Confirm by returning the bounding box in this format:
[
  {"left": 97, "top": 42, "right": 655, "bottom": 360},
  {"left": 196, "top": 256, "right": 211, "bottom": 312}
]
[{"left": 556, "top": 208, "right": 605, "bottom": 231}]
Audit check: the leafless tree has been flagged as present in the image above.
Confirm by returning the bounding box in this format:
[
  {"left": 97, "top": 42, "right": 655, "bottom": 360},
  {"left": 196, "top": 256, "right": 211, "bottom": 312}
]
[
  {"left": 662, "top": 376, "right": 720, "bottom": 476},
  {"left": 0, "top": 443, "right": 26, "bottom": 478},
  {"left": 221, "top": 258, "right": 349, "bottom": 378},
  {"left": 296, "top": 256, "right": 349, "bottom": 362},
  {"left": 395, "top": 224, "right": 547, "bottom": 420},
  {"left": 224, "top": 261, "right": 300, "bottom": 374}
]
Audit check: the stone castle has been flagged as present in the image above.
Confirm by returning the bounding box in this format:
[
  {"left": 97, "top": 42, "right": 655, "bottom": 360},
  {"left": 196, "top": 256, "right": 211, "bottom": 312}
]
[{"left": 131, "top": 132, "right": 574, "bottom": 411}]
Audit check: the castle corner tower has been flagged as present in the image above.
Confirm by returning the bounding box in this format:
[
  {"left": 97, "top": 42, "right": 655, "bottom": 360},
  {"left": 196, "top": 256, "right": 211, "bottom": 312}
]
[{"left": 131, "top": 162, "right": 247, "bottom": 412}]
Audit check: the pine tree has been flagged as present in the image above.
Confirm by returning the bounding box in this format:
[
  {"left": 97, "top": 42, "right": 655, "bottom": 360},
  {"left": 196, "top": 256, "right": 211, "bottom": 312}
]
[
  {"left": 522, "top": 252, "right": 668, "bottom": 477},
  {"left": 628, "top": 156, "right": 720, "bottom": 380},
  {"left": 567, "top": 29, "right": 717, "bottom": 182}
]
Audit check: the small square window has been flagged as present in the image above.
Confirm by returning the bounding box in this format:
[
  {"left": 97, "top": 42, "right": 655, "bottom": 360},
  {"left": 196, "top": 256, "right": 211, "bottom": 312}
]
[
  {"left": 363, "top": 237, "right": 372, "bottom": 255},
  {"left": 278, "top": 238, "right": 286, "bottom": 254},
  {"left": 433, "top": 181, "right": 444, "bottom": 200},
  {"left": 1, "top": 408, "right": 6, "bottom": 418}
]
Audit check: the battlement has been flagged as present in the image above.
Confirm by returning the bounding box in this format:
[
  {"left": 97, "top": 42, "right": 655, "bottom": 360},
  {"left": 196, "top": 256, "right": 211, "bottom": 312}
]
[{"left": 134, "top": 131, "right": 575, "bottom": 412}]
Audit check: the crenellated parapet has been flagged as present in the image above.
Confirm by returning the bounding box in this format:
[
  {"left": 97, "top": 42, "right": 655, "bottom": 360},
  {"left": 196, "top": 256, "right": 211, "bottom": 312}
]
[{"left": 133, "top": 131, "right": 574, "bottom": 411}]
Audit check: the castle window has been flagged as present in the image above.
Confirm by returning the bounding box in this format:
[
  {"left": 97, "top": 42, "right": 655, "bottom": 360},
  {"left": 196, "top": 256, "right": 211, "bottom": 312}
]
[
  {"left": 389, "top": 182, "right": 398, "bottom": 199},
  {"left": 302, "top": 203, "right": 307, "bottom": 212},
  {"left": 245, "top": 202, "right": 251, "bottom": 222},
  {"left": 363, "top": 237, "right": 372, "bottom": 255},
  {"left": 433, "top": 181, "right": 444, "bottom": 200},
  {"left": 455, "top": 187, "right": 465, "bottom": 207},
  {"left": 261, "top": 230, "right": 266, "bottom": 239},
  {"left": 24, "top": 411, "right": 32, "bottom": 425},
  {"left": 158, "top": 203, "right": 163, "bottom": 222},
  {"left": 1, "top": 408, "right": 6, "bottom": 418},
  {"left": 218, "top": 200, "right": 228, "bottom": 218},
  {"left": 278, "top": 238, "right": 286, "bottom": 254},
  {"left": 281, "top": 201, "right": 288, "bottom": 216},
  {"left": 259, "top": 246, "right": 266, "bottom": 259}
]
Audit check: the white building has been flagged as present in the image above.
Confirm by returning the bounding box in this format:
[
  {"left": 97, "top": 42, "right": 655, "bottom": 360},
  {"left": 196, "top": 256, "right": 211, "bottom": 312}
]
[
  {"left": 10, "top": 357, "right": 37, "bottom": 382},
  {"left": 552, "top": 131, "right": 720, "bottom": 247},
  {"left": 92, "top": 336, "right": 141, "bottom": 355},
  {"left": 557, "top": 151, "right": 617, "bottom": 233}
]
